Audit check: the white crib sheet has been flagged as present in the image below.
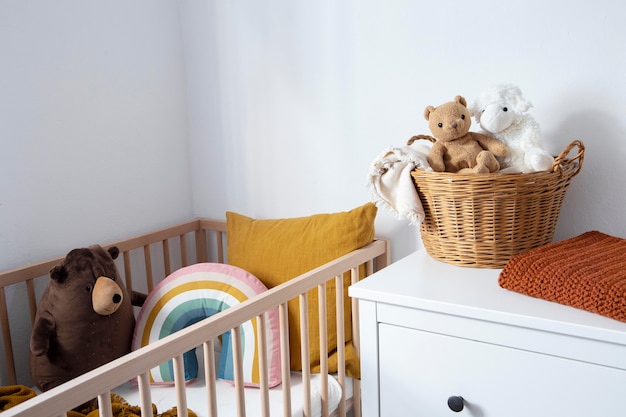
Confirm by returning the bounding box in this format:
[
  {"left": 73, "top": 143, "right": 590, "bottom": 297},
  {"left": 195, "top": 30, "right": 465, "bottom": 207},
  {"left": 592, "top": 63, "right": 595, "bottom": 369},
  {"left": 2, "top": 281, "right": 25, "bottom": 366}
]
[{"left": 113, "top": 371, "right": 353, "bottom": 417}]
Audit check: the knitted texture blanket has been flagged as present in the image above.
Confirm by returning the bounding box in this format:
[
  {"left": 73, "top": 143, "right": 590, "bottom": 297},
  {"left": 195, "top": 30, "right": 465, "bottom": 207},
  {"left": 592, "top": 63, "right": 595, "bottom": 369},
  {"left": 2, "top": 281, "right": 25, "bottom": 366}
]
[
  {"left": 0, "top": 386, "right": 196, "bottom": 417},
  {"left": 66, "top": 394, "right": 198, "bottom": 417},
  {"left": 0, "top": 385, "right": 36, "bottom": 411},
  {"left": 499, "top": 231, "right": 626, "bottom": 322}
]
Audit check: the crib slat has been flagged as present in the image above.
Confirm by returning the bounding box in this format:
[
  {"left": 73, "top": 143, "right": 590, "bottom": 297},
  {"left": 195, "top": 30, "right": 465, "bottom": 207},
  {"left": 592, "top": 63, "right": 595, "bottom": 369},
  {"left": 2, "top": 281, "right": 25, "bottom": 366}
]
[
  {"left": 256, "top": 314, "right": 270, "bottom": 417},
  {"left": 143, "top": 245, "right": 154, "bottom": 292},
  {"left": 197, "top": 219, "right": 227, "bottom": 263},
  {"left": 299, "top": 293, "right": 312, "bottom": 417},
  {"left": 180, "top": 234, "right": 188, "bottom": 267},
  {"left": 137, "top": 372, "right": 153, "bottom": 417},
  {"left": 162, "top": 238, "right": 171, "bottom": 276},
  {"left": 123, "top": 250, "right": 133, "bottom": 292},
  {"left": 232, "top": 325, "right": 246, "bottom": 417},
  {"left": 216, "top": 231, "right": 225, "bottom": 263},
  {"left": 173, "top": 354, "right": 189, "bottom": 417},
  {"left": 279, "top": 302, "right": 292, "bottom": 417},
  {"left": 350, "top": 267, "right": 362, "bottom": 417},
  {"left": 26, "top": 279, "right": 37, "bottom": 324},
  {"left": 335, "top": 275, "right": 346, "bottom": 417},
  {"left": 318, "top": 283, "right": 329, "bottom": 417},
  {"left": 203, "top": 340, "right": 218, "bottom": 417},
  {"left": 195, "top": 229, "right": 208, "bottom": 263},
  {"left": 98, "top": 392, "right": 113, "bottom": 417},
  {"left": 0, "top": 286, "right": 17, "bottom": 385}
]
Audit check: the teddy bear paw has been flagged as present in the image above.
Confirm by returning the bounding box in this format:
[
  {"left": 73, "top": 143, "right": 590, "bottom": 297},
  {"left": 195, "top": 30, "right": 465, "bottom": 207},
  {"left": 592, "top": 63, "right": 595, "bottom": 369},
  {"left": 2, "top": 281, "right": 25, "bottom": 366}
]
[{"left": 475, "top": 151, "right": 500, "bottom": 173}]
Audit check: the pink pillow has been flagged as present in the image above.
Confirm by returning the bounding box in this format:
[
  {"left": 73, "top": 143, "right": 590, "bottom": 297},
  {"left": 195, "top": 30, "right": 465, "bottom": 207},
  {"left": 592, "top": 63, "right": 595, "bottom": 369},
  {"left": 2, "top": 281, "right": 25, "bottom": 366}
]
[{"left": 132, "top": 263, "right": 281, "bottom": 387}]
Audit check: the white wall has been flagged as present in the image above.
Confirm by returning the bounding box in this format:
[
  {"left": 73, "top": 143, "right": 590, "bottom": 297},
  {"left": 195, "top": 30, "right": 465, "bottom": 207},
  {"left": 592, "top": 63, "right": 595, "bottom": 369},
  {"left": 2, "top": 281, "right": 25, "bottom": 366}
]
[
  {"left": 0, "top": 2, "right": 193, "bottom": 384},
  {"left": 183, "top": 0, "right": 626, "bottom": 261},
  {"left": 0, "top": 1, "right": 194, "bottom": 272},
  {"left": 5, "top": 0, "right": 622, "bottom": 274}
]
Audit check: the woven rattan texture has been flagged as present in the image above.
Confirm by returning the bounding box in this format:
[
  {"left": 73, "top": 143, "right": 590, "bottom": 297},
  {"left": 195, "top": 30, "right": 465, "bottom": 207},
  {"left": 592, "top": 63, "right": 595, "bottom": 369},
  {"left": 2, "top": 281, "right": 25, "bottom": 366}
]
[
  {"left": 411, "top": 140, "right": 584, "bottom": 268},
  {"left": 499, "top": 231, "right": 626, "bottom": 322}
]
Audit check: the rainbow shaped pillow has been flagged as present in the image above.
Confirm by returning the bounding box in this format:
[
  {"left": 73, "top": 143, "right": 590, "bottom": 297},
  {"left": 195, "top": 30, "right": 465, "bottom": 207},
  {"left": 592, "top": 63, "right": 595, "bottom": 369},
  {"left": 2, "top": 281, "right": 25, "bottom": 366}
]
[{"left": 132, "top": 263, "right": 281, "bottom": 387}]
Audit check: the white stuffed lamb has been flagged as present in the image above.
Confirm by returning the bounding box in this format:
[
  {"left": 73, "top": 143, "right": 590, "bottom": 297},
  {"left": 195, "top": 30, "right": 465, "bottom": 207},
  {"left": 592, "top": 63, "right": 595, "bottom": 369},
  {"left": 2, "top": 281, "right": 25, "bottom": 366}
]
[{"left": 469, "top": 84, "right": 554, "bottom": 173}]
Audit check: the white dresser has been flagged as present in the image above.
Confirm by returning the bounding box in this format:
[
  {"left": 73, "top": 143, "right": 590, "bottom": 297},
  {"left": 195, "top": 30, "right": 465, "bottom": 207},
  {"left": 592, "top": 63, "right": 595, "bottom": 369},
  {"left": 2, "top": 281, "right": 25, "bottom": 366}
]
[{"left": 349, "top": 250, "right": 626, "bottom": 416}]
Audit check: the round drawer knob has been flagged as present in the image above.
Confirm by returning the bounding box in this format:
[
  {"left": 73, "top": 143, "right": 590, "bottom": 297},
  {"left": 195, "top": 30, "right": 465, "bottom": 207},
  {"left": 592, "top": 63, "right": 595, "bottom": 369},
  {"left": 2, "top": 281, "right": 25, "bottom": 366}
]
[{"left": 447, "top": 396, "right": 464, "bottom": 412}]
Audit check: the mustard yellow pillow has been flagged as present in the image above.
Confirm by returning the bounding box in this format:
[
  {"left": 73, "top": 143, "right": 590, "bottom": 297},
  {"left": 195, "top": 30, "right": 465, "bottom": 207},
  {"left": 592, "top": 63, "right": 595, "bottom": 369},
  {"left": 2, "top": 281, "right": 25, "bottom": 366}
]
[{"left": 226, "top": 203, "right": 377, "bottom": 378}]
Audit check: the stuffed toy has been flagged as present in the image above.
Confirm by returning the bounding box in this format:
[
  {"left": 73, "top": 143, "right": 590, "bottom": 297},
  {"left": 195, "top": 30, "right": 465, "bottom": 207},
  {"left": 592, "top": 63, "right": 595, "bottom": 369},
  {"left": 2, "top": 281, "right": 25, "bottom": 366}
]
[
  {"left": 422, "top": 95, "right": 508, "bottom": 173},
  {"left": 30, "top": 245, "right": 147, "bottom": 392},
  {"left": 469, "top": 84, "right": 554, "bottom": 173}
]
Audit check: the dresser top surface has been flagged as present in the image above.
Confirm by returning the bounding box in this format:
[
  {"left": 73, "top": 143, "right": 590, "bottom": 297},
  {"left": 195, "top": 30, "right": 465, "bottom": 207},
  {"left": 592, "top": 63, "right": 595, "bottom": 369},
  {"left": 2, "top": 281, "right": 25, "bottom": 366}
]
[{"left": 349, "top": 250, "right": 626, "bottom": 344}]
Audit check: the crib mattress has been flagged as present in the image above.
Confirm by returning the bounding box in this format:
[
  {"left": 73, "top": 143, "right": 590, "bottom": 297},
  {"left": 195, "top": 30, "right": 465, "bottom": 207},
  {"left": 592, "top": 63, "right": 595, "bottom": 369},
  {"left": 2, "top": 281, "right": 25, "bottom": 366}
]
[{"left": 113, "top": 371, "right": 353, "bottom": 417}]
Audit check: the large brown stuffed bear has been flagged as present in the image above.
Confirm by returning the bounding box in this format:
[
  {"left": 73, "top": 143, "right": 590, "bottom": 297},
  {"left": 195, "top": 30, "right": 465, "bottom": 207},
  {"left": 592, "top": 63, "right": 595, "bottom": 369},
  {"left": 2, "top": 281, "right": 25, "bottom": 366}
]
[
  {"left": 30, "top": 245, "right": 146, "bottom": 392},
  {"left": 423, "top": 95, "right": 508, "bottom": 173}
]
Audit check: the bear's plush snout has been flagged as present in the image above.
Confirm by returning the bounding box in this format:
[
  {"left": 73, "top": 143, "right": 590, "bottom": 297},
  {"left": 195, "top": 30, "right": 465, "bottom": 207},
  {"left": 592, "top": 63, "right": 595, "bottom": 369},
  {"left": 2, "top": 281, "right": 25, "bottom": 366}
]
[{"left": 92, "top": 276, "right": 124, "bottom": 316}]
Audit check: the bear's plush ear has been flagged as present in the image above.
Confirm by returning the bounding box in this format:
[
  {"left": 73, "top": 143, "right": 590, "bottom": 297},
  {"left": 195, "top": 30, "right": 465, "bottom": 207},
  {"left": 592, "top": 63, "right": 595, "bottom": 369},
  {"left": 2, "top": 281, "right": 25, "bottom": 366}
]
[
  {"left": 49, "top": 264, "right": 67, "bottom": 283},
  {"left": 454, "top": 95, "right": 467, "bottom": 107},
  {"left": 424, "top": 105, "right": 436, "bottom": 121},
  {"left": 107, "top": 246, "right": 120, "bottom": 260}
]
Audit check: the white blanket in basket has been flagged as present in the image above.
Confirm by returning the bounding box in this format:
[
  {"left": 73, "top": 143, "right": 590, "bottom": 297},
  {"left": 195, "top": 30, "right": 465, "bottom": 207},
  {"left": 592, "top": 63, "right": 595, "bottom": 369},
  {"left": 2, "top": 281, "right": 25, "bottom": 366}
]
[{"left": 367, "top": 140, "right": 432, "bottom": 226}]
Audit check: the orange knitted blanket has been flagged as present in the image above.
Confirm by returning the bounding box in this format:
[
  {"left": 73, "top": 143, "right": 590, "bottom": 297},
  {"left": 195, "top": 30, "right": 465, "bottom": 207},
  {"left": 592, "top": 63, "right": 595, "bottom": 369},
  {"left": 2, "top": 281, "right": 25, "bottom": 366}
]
[{"left": 499, "top": 231, "right": 626, "bottom": 322}]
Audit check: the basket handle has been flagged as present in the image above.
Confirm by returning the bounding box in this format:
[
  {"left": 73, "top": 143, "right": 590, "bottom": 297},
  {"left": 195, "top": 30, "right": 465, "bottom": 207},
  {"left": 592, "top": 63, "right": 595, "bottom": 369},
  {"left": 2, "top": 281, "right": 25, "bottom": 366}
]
[
  {"left": 407, "top": 134, "right": 436, "bottom": 146},
  {"left": 551, "top": 140, "right": 585, "bottom": 177}
]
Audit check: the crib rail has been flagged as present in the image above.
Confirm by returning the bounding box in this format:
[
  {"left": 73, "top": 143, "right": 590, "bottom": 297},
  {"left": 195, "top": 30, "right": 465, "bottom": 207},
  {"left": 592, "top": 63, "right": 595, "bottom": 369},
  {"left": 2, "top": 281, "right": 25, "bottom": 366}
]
[
  {"left": 0, "top": 219, "right": 226, "bottom": 386},
  {"left": 3, "top": 238, "right": 389, "bottom": 417}
]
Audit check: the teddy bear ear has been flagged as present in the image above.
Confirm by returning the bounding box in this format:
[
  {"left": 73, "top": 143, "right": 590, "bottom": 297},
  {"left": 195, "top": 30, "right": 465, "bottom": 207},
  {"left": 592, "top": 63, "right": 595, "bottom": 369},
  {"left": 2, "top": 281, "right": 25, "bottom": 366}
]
[
  {"left": 424, "top": 105, "right": 435, "bottom": 120},
  {"left": 49, "top": 264, "right": 67, "bottom": 283},
  {"left": 454, "top": 96, "right": 467, "bottom": 107},
  {"left": 107, "top": 246, "right": 120, "bottom": 260}
]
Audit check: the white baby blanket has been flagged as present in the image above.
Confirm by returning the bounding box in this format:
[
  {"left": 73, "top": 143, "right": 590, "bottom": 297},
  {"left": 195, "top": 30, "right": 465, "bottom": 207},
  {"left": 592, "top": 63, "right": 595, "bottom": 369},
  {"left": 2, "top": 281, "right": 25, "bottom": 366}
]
[{"left": 367, "top": 140, "right": 432, "bottom": 226}]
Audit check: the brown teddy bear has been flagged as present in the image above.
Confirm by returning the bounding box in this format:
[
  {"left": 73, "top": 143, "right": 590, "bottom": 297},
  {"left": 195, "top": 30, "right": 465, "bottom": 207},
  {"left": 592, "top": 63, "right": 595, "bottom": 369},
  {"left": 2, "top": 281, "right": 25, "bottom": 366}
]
[
  {"left": 30, "top": 245, "right": 146, "bottom": 392},
  {"left": 418, "top": 95, "right": 508, "bottom": 173}
]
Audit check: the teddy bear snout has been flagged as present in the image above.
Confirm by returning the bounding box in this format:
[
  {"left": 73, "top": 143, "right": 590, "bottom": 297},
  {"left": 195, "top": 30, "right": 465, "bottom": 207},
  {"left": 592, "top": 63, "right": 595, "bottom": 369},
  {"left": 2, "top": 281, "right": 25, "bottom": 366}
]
[{"left": 92, "top": 276, "right": 124, "bottom": 316}]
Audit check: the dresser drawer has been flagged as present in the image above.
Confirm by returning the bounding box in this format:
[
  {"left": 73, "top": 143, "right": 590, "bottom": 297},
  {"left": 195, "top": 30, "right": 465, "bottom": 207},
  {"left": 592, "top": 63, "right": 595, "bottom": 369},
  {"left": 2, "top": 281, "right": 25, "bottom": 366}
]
[{"left": 379, "top": 323, "right": 626, "bottom": 416}]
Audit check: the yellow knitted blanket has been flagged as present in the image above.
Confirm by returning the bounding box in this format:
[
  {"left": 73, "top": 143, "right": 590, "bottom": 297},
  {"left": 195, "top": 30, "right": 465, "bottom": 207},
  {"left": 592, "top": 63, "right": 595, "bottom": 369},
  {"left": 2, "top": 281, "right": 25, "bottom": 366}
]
[
  {"left": 0, "top": 385, "right": 36, "bottom": 411},
  {"left": 0, "top": 385, "right": 196, "bottom": 417}
]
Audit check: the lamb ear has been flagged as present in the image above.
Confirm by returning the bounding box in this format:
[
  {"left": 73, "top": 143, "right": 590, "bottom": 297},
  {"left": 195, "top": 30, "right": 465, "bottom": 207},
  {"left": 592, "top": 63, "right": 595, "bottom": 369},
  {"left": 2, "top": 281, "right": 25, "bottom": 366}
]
[
  {"left": 514, "top": 96, "right": 533, "bottom": 114},
  {"left": 454, "top": 95, "right": 467, "bottom": 107},
  {"left": 49, "top": 264, "right": 67, "bottom": 283},
  {"left": 468, "top": 102, "right": 482, "bottom": 121},
  {"left": 424, "top": 105, "right": 435, "bottom": 120},
  {"left": 107, "top": 246, "right": 120, "bottom": 260}
]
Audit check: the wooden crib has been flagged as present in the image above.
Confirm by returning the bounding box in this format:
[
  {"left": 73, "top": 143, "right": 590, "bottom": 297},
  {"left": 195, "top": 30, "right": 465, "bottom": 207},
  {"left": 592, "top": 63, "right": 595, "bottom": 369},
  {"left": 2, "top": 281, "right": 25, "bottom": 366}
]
[{"left": 0, "top": 218, "right": 389, "bottom": 417}]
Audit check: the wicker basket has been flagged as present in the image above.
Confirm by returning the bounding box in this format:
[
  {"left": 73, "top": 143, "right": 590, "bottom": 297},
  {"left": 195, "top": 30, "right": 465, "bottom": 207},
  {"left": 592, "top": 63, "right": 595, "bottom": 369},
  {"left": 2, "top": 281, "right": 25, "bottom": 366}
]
[{"left": 410, "top": 139, "right": 585, "bottom": 268}]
